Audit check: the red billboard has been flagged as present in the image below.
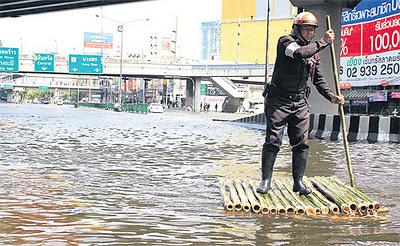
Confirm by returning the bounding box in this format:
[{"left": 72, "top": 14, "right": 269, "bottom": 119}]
[{"left": 340, "top": 0, "right": 400, "bottom": 87}]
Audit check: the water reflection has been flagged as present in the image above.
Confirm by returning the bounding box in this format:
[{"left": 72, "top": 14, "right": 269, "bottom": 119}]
[{"left": 0, "top": 104, "right": 399, "bottom": 245}]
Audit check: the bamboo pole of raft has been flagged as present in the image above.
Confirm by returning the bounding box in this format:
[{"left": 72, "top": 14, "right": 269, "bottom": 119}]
[
  {"left": 318, "top": 176, "right": 368, "bottom": 214},
  {"left": 329, "top": 179, "right": 379, "bottom": 214},
  {"left": 310, "top": 177, "right": 351, "bottom": 214},
  {"left": 315, "top": 176, "right": 360, "bottom": 214},
  {"left": 326, "top": 15, "right": 356, "bottom": 188},
  {"left": 250, "top": 180, "right": 277, "bottom": 214},
  {"left": 280, "top": 179, "right": 315, "bottom": 215},
  {"left": 303, "top": 177, "right": 340, "bottom": 214},
  {"left": 226, "top": 178, "right": 242, "bottom": 211},
  {"left": 267, "top": 182, "right": 287, "bottom": 214},
  {"left": 329, "top": 176, "right": 380, "bottom": 211},
  {"left": 257, "top": 180, "right": 285, "bottom": 214},
  {"left": 249, "top": 183, "right": 270, "bottom": 214},
  {"left": 242, "top": 180, "right": 261, "bottom": 213},
  {"left": 234, "top": 180, "right": 251, "bottom": 212},
  {"left": 302, "top": 192, "right": 329, "bottom": 215},
  {"left": 278, "top": 179, "right": 318, "bottom": 215},
  {"left": 315, "top": 177, "right": 358, "bottom": 213},
  {"left": 301, "top": 195, "right": 321, "bottom": 215},
  {"left": 319, "top": 176, "right": 368, "bottom": 215},
  {"left": 271, "top": 180, "right": 295, "bottom": 214},
  {"left": 280, "top": 178, "right": 329, "bottom": 215},
  {"left": 275, "top": 179, "right": 306, "bottom": 215},
  {"left": 219, "top": 178, "right": 234, "bottom": 211}
]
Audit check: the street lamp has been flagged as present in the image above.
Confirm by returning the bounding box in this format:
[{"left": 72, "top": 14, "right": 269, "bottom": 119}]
[{"left": 96, "top": 14, "right": 149, "bottom": 105}]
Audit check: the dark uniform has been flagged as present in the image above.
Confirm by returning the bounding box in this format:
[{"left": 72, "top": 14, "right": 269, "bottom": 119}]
[
  {"left": 264, "top": 34, "right": 334, "bottom": 154},
  {"left": 257, "top": 32, "right": 336, "bottom": 195}
]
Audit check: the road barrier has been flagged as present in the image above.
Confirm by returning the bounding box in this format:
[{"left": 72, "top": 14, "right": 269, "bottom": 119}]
[
  {"left": 78, "top": 102, "right": 148, "bottom": 113},
  {"left": 232, "top": 113, "right": 400, "bottom": 143}
]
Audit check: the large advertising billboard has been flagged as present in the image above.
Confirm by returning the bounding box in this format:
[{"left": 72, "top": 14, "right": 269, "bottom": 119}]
[
  {"left": 340, "top": 0, "right": 400, "bottom": 87},
  {"left": 84, "top": 32, "right": 113, "bottom": 49}
]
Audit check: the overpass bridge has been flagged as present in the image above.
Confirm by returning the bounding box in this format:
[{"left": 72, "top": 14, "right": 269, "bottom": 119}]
[{"left": 1, "top": 55, "right": 273, "bottom": 111}]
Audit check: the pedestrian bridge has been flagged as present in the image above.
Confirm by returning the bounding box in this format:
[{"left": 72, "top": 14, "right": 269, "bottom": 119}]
[
  {"left": 2, "top": 56, "right": 273, "bottom": 111},
  {"left": 5, "top": 56, "right": 272, "bottom": 98},
  {"left": 16, "top": 55, "right": 270, "bottom": 78}
]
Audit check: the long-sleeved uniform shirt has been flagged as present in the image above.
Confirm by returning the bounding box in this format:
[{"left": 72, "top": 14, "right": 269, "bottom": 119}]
[{"left": 269, "top": 34, "right": 335, "bottom": 101}]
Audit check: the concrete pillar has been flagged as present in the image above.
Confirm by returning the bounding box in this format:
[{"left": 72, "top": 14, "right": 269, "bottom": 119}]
[
  {"left": 185, "top": 78, "right": 194, "bottom": 108},
  {"left": 289, "top": 0, "right": 360, "bottom": 115},
  {"left": 88, "top": 88, "right": 92, "bottom": 102},
  {"left": 308, "top": 5, "right": 341, "bottom": 115},
  {"left": 6, "top": 90, "right": 13, "bottom": 102},
  {"left": 194, "top": 78, "right": 201, "bottom": 112}
]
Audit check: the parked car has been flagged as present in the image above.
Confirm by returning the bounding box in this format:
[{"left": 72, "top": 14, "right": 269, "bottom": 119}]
[
  {"left": 246, "top": 104, "right": 264, "bottom": 114},
  {"left": 148, "top": 103, "right": 164, "bottom": 113}
]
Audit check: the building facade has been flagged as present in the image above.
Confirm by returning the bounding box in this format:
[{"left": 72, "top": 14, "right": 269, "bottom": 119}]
[{"left": 220, "top": 0, "right": 297, "bottom": 64}]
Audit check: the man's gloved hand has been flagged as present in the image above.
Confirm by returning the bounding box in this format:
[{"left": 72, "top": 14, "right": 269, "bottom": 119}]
[
  {"left": 331, "top": 94, "right": 344, "bottom": 105},
  {"left": 323, "top": 29, "right": 335, "bottom": 44}
]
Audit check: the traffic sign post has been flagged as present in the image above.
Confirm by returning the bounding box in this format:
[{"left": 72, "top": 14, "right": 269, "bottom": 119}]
[
  {"left": 0, "top": 47, "right": 19, "bottom": 72},
  {"left": 68, "top": 54, "right": 103, "bottom": 74},
  {"left": 34, "top": 53, "right": 54, "bottom": 72}
]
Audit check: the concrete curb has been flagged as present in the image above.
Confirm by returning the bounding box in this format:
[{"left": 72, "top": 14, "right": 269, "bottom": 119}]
[{"left": 232, "top": 113, "right": 400, "bottom": 143}]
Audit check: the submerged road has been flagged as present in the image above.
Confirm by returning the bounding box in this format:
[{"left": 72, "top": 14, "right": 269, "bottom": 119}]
[{"left": 0, "top": 103, "right": 399, "bottom": 245}]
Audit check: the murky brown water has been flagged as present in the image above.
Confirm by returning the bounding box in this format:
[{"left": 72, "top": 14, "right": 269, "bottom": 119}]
[{"left": 0, "top": 104, "right": 399, "bottom": 245}]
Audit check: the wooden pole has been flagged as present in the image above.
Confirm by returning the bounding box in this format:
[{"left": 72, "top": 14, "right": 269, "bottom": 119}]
[
  {"left": 263, "top": 0, "right": 271, "bottom": 88},
  {"left": 325, "top": 15, "right": 356, "bottom": 187}
]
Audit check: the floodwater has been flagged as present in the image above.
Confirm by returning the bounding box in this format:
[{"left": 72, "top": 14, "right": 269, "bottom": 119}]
[{"left": 0, "top": 103, "right": 399, "bottom": 245}]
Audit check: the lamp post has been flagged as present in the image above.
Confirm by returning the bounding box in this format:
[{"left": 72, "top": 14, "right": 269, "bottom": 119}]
[{"left": 96, "top": 15, "right": 149, "bottom": 105}]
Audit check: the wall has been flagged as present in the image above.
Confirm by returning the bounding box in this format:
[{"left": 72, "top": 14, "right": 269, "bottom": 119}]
[
  {"left": 222, "top": 0, "right": 256, "bottom": 22},
  {"left": 220, "top": 19, "right": 292, "bottom": 63}
]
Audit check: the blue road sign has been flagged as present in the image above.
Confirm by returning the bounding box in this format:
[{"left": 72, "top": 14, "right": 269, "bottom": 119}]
[
  {"left": 0, "top": 47, "right": 19, "bottom": 72},
  {"left": 68, "top": 54, "right": 103, "bottom": 74},
  {"left": 34, "top": 53, "right": 54, "bottom": 72},
  {"left": 38, "top": 86, "right": 49, "bottom": 90}
]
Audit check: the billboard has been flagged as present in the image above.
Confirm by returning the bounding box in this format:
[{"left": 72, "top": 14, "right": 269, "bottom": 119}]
[
  {"left": 369, "top": 90, "right": 388, "bottom": 102},
  {"left": 161, "top": 37, "right": 171, "bottom": 51},
  {"left": 340, "top": 0, "right": 400, "bottom": 87},
  {"left": 84, "top": 32, "right": 113, "bottom": 49}
]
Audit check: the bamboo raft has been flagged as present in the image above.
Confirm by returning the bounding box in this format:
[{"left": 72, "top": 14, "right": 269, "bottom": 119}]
[{"left": 219, "top": 176, "right": 388, "bottom": 217}]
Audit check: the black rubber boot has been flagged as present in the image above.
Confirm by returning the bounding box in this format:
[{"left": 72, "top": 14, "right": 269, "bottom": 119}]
[
  {"left": 292, "top": 149, "right": 312, "bottom": 196},
  {"left": 256, "top": 149, "right": 277, "bottom": 194}
]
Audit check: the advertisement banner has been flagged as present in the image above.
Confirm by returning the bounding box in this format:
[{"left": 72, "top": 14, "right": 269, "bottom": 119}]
[
  {"left": 352, "top": 100, "right": 369, "bottom": 106},
  {"left": 161, "top": 38, "right": 171, "bottom": 51},
  {"left": 369, "top": 90, "right": 388, "bottom": 102},
  {"left": 84, "top": 32, "right": 113, "bottom": 49},
  {"left": 391, "top": 91, "right": 400, "bottom": 98},
  {"left": 340, "top": 0, "right": 400, "bottom": 87}
]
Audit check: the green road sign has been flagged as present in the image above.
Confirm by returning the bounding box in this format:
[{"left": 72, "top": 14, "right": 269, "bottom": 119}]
[
  {"left": 200, "top": 84, "right": 207, "bottom": 96},
  {"left": 0, "top": 83, "right": 13, "bottom": 90},
  {"left": 0, "top": 47, "right": 19, "bottom": 72},
  {"left": 38, "top": 86, "right": 49, "bottom": 90},
  {"left": 34, "top": 53, "right": 54, "bottom": 72},
  {"left": 69, "top": 54, "right": 103, "bottom": 74}
]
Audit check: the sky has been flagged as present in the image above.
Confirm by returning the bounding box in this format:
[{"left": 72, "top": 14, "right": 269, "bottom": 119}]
[{"left": 0, "top": 0, "right": 221, "bottom": 60}]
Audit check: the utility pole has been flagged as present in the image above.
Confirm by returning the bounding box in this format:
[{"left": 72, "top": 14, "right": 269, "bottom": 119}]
[
  {"left": 118, "top": 24, "right": 124, "bottom": 105},
  {"left": 173, "top": 16, "right": 178, "bottom": 63},
  {"left": 96, "top": 15, "right": 149, "bottom": 106},
  {"left": 237, "top": 17, "right": 241, "bottom": 63}
]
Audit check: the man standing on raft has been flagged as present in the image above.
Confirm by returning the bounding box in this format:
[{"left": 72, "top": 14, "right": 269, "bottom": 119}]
[{"left": 257, "top": 12, "right": 344, "bottom": 195}]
